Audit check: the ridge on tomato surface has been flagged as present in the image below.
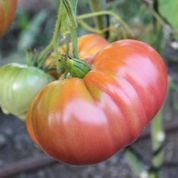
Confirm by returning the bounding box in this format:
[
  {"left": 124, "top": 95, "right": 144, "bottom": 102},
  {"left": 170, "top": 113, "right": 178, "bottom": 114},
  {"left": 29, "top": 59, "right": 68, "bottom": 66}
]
[
  {"left": 0, "top": 63, "right": 54, "bottom": 120},
  {"left": 0, "top": 0, "right": 17, "bottom": 37},
  {"left": 27, "top": 39, "right": 168, "bottom": 165}
]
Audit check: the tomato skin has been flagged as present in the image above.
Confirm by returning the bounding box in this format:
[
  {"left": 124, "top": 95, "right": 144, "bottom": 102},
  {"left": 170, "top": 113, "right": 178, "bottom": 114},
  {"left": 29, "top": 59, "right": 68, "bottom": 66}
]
[
  {"left": 0, "top": 63, "right": 54, "bottom": 120},
  {"left": 27, "top": 40, "right": 168, "bottom": 165},
  {"left": 75, "top": 33, "right": 109, "bottom": 62},
  {"left": 26, "top": 99, "right": 40, "bottom": 144},
  {"left": 45, "top": 34, "right": 108, "bottom": 78},
  {"left": 0, "top": 0, "right": 17, "bottom": 37}
]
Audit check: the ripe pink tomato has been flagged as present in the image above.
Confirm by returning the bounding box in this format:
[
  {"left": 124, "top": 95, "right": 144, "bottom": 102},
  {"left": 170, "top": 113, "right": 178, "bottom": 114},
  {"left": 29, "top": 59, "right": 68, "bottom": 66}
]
[{"left": 27, "top": 39, "right": 168, "bottom": 165}]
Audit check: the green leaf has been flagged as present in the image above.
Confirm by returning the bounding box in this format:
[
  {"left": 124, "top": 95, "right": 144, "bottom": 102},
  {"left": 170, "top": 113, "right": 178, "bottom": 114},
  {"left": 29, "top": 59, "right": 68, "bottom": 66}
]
[{"left": 159, "top": 0, "right": 178, "bottom": 29}]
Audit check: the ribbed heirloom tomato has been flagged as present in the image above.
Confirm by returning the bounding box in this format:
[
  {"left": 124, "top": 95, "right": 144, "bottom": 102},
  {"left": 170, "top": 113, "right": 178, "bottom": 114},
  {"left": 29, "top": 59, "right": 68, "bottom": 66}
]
[
  {"left": 0, "top": 0, "right": 17, "bottom": 37},
  {"left": 27, "top": 39, "right": 168, "bottom": 165}
]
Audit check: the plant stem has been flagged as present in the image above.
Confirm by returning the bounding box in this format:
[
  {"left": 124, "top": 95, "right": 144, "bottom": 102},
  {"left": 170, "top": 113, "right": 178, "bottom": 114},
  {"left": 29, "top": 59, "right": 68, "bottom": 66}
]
[
  {"left": 124, "top": 148, "right": 148, "bottom": 178},
  {"left": 70, "top": 27, "right": 79, "bottom": 58},
  {"left": 38, "top": 1, "right": 63, "bottom": 68},
  {"left": 63, "top": 0, "right": 79, "bottom": 58},
  {"left": 149, "top": 109, "right": 165, "bottom": 178},
  {"left": 89, "top": 0, "right": 107, "bottom": 30},
  {"left": 78, "top": 19, "right": 102, "bottom": 34},
  {"left": 78, "top": 10, "right": 135, "bottom": 37}
]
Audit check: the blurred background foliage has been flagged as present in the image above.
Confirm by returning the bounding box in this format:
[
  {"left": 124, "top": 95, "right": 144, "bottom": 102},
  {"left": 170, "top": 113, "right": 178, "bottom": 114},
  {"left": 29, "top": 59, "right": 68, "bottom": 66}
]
[{"left": 0, "top": 0, "right": 178, "bottom": 64}]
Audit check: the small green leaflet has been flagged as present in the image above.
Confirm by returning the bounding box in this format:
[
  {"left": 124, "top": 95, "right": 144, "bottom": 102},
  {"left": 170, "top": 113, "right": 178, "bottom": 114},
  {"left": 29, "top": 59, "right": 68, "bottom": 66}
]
[{"left": 159, "top": 0, "right": 178, "bottom": 29}]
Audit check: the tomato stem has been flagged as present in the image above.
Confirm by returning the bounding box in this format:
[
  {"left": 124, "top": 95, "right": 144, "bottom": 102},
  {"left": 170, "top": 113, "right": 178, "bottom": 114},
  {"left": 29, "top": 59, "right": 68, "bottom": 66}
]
[
  {"left": 89, "top": 0, "right": 107, "bottom": 31},
  {"left": 78, "top": 19, "right": 102, "bottom": 34},
  {"left": 70, "top": 27, "right": 79, "bottom": 58},
  {"left": 124, "top": 148, "right": 148, "bottom": 178},
  {"left": 37, "top": 1, "right": 64, "bottom": 68},
  {"left": 78, "top": 11, "right": 135, "bottom": 38},
  {"left": 149, "top": 109, "right": 165, "bottom": 178},
  {"left": 61, "top": 58, "right": 92, "bottom": 78},
  {"left": 63, "top": 0, "right": 79, "bottom": 58}
]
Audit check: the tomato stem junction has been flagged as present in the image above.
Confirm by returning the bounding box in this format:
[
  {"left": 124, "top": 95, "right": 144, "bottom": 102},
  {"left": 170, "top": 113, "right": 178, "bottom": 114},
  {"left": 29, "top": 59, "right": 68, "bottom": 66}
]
[{"left": 61, "top": 57, "right": 92, "bottom": 78}]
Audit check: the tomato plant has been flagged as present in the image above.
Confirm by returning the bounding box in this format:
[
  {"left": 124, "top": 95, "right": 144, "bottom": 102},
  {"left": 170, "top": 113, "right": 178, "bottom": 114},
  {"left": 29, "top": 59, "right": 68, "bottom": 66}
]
[
  {"left": 27, "top": 40, "right": 168, "bottom": 165},
  {"left": 0, "top": 63, "right": 54, "bottom": 120},
  {"left": 0, "top": 0, "right": 17, "bottom": 37}
]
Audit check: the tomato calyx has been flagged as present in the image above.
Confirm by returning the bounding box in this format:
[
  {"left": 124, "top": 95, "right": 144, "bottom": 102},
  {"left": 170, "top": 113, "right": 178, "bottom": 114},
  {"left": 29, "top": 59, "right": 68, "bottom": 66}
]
[{"left": 59, "top": 56, "right": 92, "bottom": 79}]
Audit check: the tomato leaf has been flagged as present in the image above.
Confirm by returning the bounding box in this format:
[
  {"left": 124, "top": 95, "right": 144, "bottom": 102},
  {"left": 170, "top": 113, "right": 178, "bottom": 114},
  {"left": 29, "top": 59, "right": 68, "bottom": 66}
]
[{"left": 159, "top": 0, "right": 178, "bottom": 29}]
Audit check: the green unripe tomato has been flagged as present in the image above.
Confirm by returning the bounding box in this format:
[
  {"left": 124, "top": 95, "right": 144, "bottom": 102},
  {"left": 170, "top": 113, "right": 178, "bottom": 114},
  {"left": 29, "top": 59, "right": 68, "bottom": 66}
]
[{"left": 0, "top": 63, "right": 54, "bottom": 120}]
